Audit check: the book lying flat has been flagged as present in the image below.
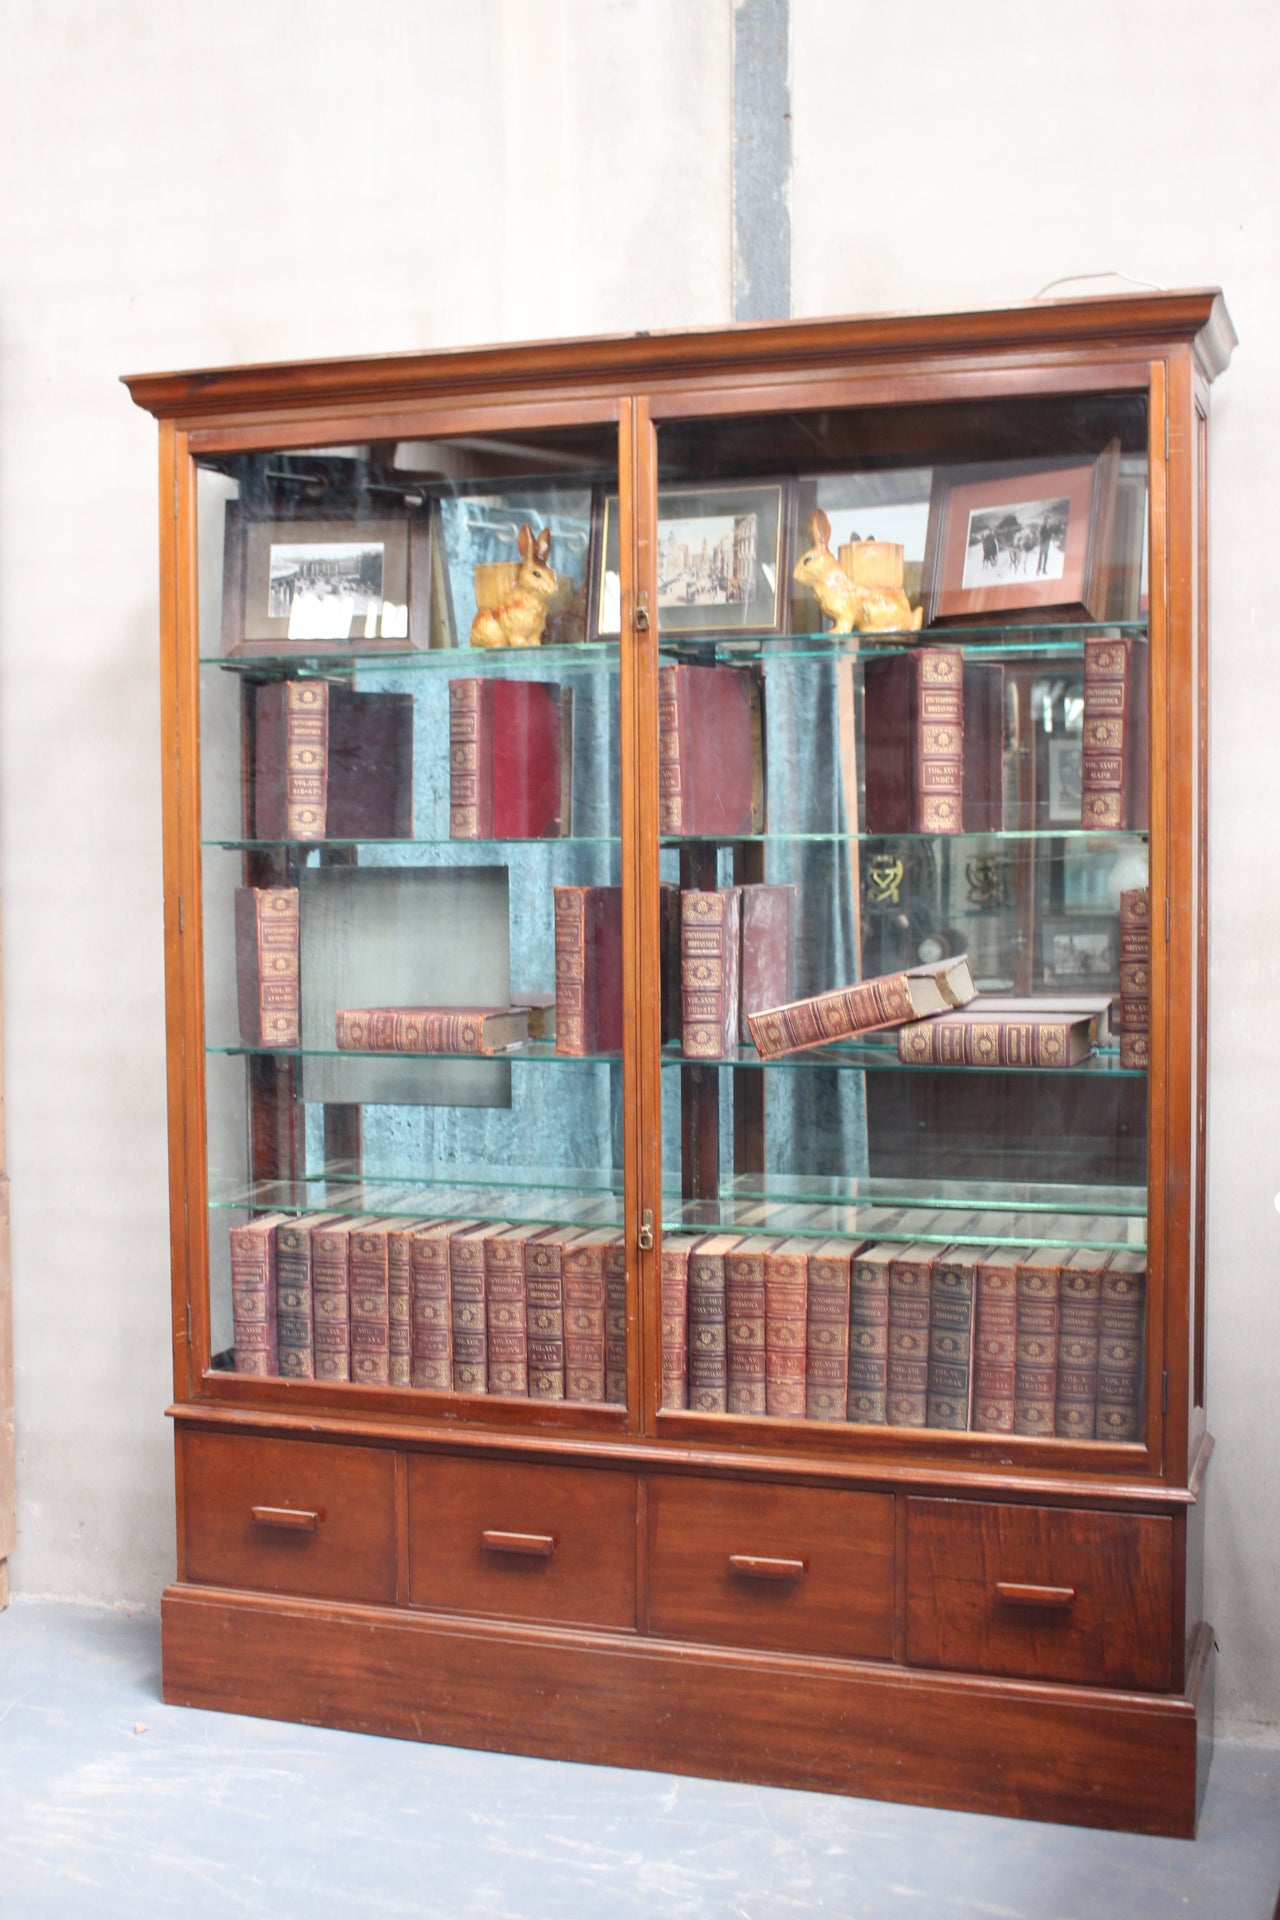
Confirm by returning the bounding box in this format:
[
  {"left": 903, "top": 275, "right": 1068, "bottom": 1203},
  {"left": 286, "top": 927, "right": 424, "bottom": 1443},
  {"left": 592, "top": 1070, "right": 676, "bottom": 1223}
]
[
  {"left": 747, "top": 955, "right": 976, "bottom": 1059},
  {"left": 896, "top": 1006, "right": 1094, "bottom": 1067},
  {"left": 334, "top": 1006, "right": 529, "bottom": 1054}
]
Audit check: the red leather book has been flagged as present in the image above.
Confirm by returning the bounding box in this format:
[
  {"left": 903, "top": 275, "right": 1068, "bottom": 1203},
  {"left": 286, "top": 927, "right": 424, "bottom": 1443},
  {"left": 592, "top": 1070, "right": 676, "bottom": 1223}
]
[
  {"left": 348, "top": 1220, "right": 392, "bottom": 1387},
  {"left": 806, "top": 1239, "right": 853, "bottom": 1422},
  {"left": 681, "top": 890, "right": 742, "bottom": 1060},
  {"left": 524, "top": 1227, "right": 567, "bottom": 1401},
  {"left": 229, "top": 1214, "right": 286, "bottom": 1375},
  {"left": 1081, "top": 636, "right": 1149, "bottom": 830},
  {"left": 763, "top": 1238, "right": 809, "bottom": 1419},
  {"left": 962, "top": 661, "right": 1005, "bottom": 832},
  {"left": 897, "top": 1008, "right": 1094, "bottom": 1067},
  {"left": 484, "top": 1226, "right": 532, "bottom": 1397},
  {"left": 603, "top": 1234, "right": 628, "bottom": 1406},
  {"left": 657, "top": 662, "right": 764, "bottom": 837},
  {"left": 252, "top": 679, "right": 329, "bottom": 841},
  {"left": 748, "top": 954, "right": 975, "bottom": 1058},
  {"left": 725, "top": 1237, "right": 779, "bottom": 1417},
  {"left": 972, "top": 1247, "right": 1023, "bottom": 1433},
  {"left": 863, "top": 648, "right": 965, "bottom": 834},
  {"left": 387, "top": 1219, "right": 431, "bottom": 1388},
  {"left": 687, "top": 1233, "right": 741, "bottom": 1414},
  {"left": 737, "top": 884, "right": 797, "bottom": 1043},
  {"left": 410, "top": 1219, "right": 465, "bottom": 1392},
  {"left": 312, "top": 1216, "right": 363, "bottom": 1383},
  {"left": 660, "top": 1233, "right": 700, "bottom": 1410},
  {"left": 562, "top": 1228, "right": 612, "bottom": 1403},
  {"left": 553, "top": 886, "right": 623, "bottom": 1055},
  {"left": 325, "top": 686, "right": 414, "bottom": 839},
  {"left": 887, "top": 1244, "right": 934, "bottom": 1428},
  {"left": 1054, "top": 1248, "right": 1107, "bottom": 1440},
  {"left": 450, "top": 1221, "right": 499, "bottom": 1394},
  {"left": 847, "top": 1243, "right": 894, "bottom": 1424},
  {"left": 235, "top": 887, "right": 300, "bottom": 1048},
  {"left": 1095, "top": 1252, "right": 1147, "bottom": 1440},
  {"left": 926, "top": 1244, "right": 980, "bottom": 1430},
  {"left": 1014, "top": 1248, "right": 1063, "bottom": 1437},
  {"left": 335, "top": 1006, "right": 528, "bottom": 1054},
  {"left": 275, "top": 1213, "right": 336, "bottom": 1380},
  {"left": 448, "top": 677, "right": 572, "bottom": 840}
]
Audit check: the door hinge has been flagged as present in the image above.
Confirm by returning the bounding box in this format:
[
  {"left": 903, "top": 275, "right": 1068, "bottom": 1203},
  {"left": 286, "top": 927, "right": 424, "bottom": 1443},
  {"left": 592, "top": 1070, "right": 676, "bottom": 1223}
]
[
  {"left": 1161, "top": 1370, "right": 1168, "bottom": 1414},
  {"left": 634, "top": 590, "right": 651, "bottom": 632},
  {"left": 637, "top": 1208, "right": 654, "bottom": 1253}
]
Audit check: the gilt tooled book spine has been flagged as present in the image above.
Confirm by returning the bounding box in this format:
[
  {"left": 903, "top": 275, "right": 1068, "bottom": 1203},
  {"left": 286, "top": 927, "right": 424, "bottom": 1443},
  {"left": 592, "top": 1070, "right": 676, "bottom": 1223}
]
[
  {"left": 681, "top": 890, "right": 743, "bottom": 1061},
  {"left": 275, "top": 1213, "right": 334, "bottom": 1380},
  {"left": 562, "top": 1230, "right": 609, "bottom": 1404},
  {"left": 1118, "top": 887, "right": 1151, "bottom": 1070},
  {"left": 687, "top": 1234, "right": 741, "bottom": 1414},
  {"left": 747, "top": 972, "right": 917, "bottom": 1059},
  {"left": 524, "top": 1228, "right": 567, "bottom": 1401},
  {"left": 806, "top": 1239, "right": 853, "bottom": 1422},
  {"left": 410, "top": 1220, "right": 462, "bottom": 1392},
  {"left": 348, "top": 1221, "right": 392, "bottom": 1387},
  {"left": 235, "top": 887, "right": 300, "bottom": 1049},
  {"left": 253, "top": 680, "right": 329, "bottom": 842},
  {"left": 311, "top": 1217, "right": 359, "bottom": 1383},
  {"left": 603, "top": 1234, "right": 627, "bottom": 1406},
  {"left": 449, "top": 678, "right": 570, "bottom": 841},
  {"left": 484, "top": 1227, "right": 531, "bottom": 1397},
  {"left": 886, "top": 1245, "right": 934, "bottom": 1429},
  {"left": 925, "top": 1246, "right": 979, "bottom": 1431},
  {"left": 1081, "top": 636, "right": 1149, "bottom": 831},
  {"left": 1013, "top": 1250, "right": 1063, "bottom": 1437},
  {"left": 972, "top": 1249, "right": 1021, "bottom": 1433},
  {"left": 658, "top": 663, "right": 763, "bottom": 837},
  {"left": 847, "top": 1243, "right": 893, "bottom": 1424},
  {"left": 763, "top": 1240, "right": 809, "bottom": 1419},
  {"left": 387, "top": 1220, "right": 430, "bottom": 1388},
  {"left": 863, "top": 649, "right": 965, "bottom": 834},
  {"left": 229, "top": 1215, "right": 284, "bottom": 1376},
  {"left": 448, "top": 677, "right": 493, "bottom": 839},
  {"left": 738, "top": 884, "right": 797, "bottom": 1044},
  {"left": 450, "top": 1222, "right": 497, "bottom": 1395},
  {"left": 334, "top": 1006, "right": 528, "bottom": 1054},
  {"left": 1095, "top": 1254, "right": 1146, "bottom": 1440},
  {"left": 553, "top": 886, "right": 623, "bottom": 1056},
  {"left": 725, "top": 1238, "right": 776, "bottom": 1417},
  {"left": 1054, "top": 1250, "right": 1106, "bottom": 1440},
  {"left": 660, "top": 1233, "right": 699, "bottom": 1411},
  {"left": 897, "top": 1013, "right": 1092, "bottom": 1067}
]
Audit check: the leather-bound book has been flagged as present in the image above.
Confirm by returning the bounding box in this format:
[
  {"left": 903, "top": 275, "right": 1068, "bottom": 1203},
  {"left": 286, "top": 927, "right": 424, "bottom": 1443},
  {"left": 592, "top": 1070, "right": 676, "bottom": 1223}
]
[
  {"left": 252, "top": 679, "right": 329, "bottom": 841},
  {"left": 448, "top": 677, "right": 572, "bottom": 840},
  {"left": 1095, "top": 1252, "right": 1147, "bottom": 1440},
  {"left": 962, "top": 661, "right": 1005, "bottom": 832},
  {"left": 926, "top": 1243, "right": 981, "bottom": 1430},
  {"left": 387, "top": 1219, "right": 431, "bottom": 1389},
  {"left": 325, "top": 686, "right": 414, "bottom": 839},
  {"left": 411, "top": 1220, "right": 465, "bottom": 1392},
  {"left": 1119, "top": 888, "right": 1151, "bottom": 1071},
  {"left": 1014, "top": 1248, "right": 1063, "bottom": 1437},
  {"left": 1081, "top": 635, "right": 1149, "bottom": 830},
  {"left": 806, "top": 1239, "right": 854, "bottom": 1422},
  {"left": 335, "top": 1006, "right": 529, "bottom": 1054},
  {"left": 897, "top": 1008, "right": 1094, "bottom": 1067},
  {"left": 275, "top": 1213, "right": 336, "bottom": 1380},
  {"left": 848, "top": 1243, "right": 894, "bottom": 1424},
  {"left": 763, "top": 1238, "right": 809, "bottom": 1419},
  {"left": 749, "top": 953, "right": 975, "bottom": 1059},
  {"left": 972, "top": 1246, "right": 1024, "bottom": 1433},
  {"left": 603, "top": 1233, "right": 628, "bottom": 1406},
  {"left": 348, "top": 1220, "right": 393, "bottom": 1387},
  {"left": 660, "top": 1233, "right": 701, "bottom": 1410},
  {"left": 485, "top": 1226, "right": 532, "bottom": 1397},
  {"left": 229, "top": 1213, "right": 286, "bottom": 1375},
  {"left": 737, "top": 884, "right": 797, "bottom": 1043},
  {"left": 312, "top": 1216, "right": 363, "bottom": 1383},
  {"left": 725, "top": 1237, "right": 781, "bottom": 1417},
  {"left": 658, "top": 662, "right": 765, "bottom": 837},
  {"left": 687, "top": 1233, "right": 741, "bottom": 1414},
  {"left": 450, "top": 1221, "right": 500, "bottom": 1395},
  {"left": 1054, "top": 1247, "right": 1107, "bottom": 1440},
  {"left": 524, "top": 1226, "right": 567, "bottom": 1401},
  {"left": 235, "top": 887, "right": 300, "bottom": 1048},
  {"left": 863, "top": 648, "right": 965, "bottom": 834},
  {"left": 681, "top": 889, "right": 742, "bottom": 1060},
  {"left": 553, "top": 885, "right": 623, "bottom": 1055},
  {"left": 660, "top": 882, "right": 682, "bottom": 1044},
  {"left": 562, "top": 1228, "right": 613, "bottom": 1403},
  {"left": 887, "top": 1244, "right": 934, "bottom": 1428}
]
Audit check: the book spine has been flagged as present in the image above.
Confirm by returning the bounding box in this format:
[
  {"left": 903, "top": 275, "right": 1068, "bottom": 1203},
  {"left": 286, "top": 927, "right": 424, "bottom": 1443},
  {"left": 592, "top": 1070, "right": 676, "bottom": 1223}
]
[
  {"left": 916, "top": 649, "right": 965, "bottom": 832},
  {"left": 274, "top": 1217, "right": 314, "bottom": 1379},
  {"left": 335, "top": 1008, "right": 519, "bottom": 1054},
  {"left": 972, "top": 1264, "right": 1017, "bottom": 1433},
  {"left": 887, "top": 1252, "right": 932, "bottom": 1428},
  {"left": 681, "top": 889, "right": 742, "bottom": 1060},
  {"left": 897, "top": 1017, "right": 1079, "bottom": 1067},
  {"left": 1014, "top": 1267, "right": 1060, "bottom": 1437},
  {"left": 806, "top": 1246, "right": 852, "bottom": 1422},
  {"left": 229, "top": 1219, "right": 278, "bottom": 1376},
  {"left": 525, "top": 1233, "right": 566, "bottom": 1401},
  {"left": 660, "top": 1239, "right": 691, "bottom": 1410},
  {"left": 450, "top": 1232, "right": 489, "bottom": 1394},
  {"left": 235, "top": 887, "right": 299, "bottom": 1048},
  {"left": 725, "top": 1244, "right": 768, "bottom": 1417},
  {"left": 563, "top": 1241, "right": 606, "bottom": 1403},
  {"left": 1119, "top": 887, "right": 1151, "bottom": 1070},
  {"left": 411, "top": 1231, "right": 452, "bottom": 1392},
  {"left": 1096, "top": 1268, "right": 1146, "bottom": 1440},
  {"left": 284, "top": 680, "right": 329, "bottom": 840},
  {"left": 485, "top": 1234, "right": 529, "bottom": 1397},
  {"left": 847, "top": 1253, "right": 890, "bottom": 1424},
  {"left": 1055, "top": 1269, "right": 1103, "bottom": 1439},
  {"left": 1081, "top": 636, "right": 1144, "bottom": 829},
  {"left": 926, "top": 1254, "right": 976, "bottom": 1431},
  {"left": 553, "top": 886, "right": 594, "bottom": 1056},
  {"left": 603, "top": 1236, "right": 627, "bottom": 1407},
  {"left": 738, "top": 884, "right": 797, "bottom": 1043},
  {"left": 687, "top": 1243, "right": 729, "bottom": 1414},
  {"left": 763, "top": 1247, "right": 808, "bottom": 1419},
  {"left": 348, "top": 1224, "right": 391, "bottom": 1387},
  {"left": 311, "top": 1223, "right": 351, "bottom": 1383},
  {"left": 748, "top": 971, "right": 918, "bottom": 1058},
  {"left": 386, "top": 1224, "right": 417, "bottom": 1389},
  {"left": 961, "top": 660, "right": 1005, "bottom": 833},
  {"left": 448, "top": 678, "right": 491, "bottom": 839},
  {"left": 657, "top": 664, "right": 684, "bottom": 834}
]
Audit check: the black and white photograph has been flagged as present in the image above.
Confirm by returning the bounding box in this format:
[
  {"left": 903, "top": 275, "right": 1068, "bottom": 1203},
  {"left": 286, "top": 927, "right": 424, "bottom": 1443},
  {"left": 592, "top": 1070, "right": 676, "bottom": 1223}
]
[
  {"left": 1041, "top": 914, "right": 1119, "bottom": 987},
  {"left": 591, "top": 481, "right": 788, "bottom": 638},
  {"left": 268, "top": 539, "right": 385, "bottom": 638},
  {"left": 223, "top": 507, "right": 422, "bottom": 654},
  {"left": 962, "top": 496, "right": 1069, "bottom": 587},
  {"left": 657, "top": 511, "right": 758, "bottom": 609}
]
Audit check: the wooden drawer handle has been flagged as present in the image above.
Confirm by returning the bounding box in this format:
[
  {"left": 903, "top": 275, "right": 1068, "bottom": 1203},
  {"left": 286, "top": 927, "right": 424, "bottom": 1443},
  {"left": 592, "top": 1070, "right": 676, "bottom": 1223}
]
[
  {"left": 729, "top": 1554, "right": 807, "bottom": 1583},
  {"left": 481, "top": 1529, "right": 557, "bottom": 1558},
  {"left": 995, "top": 1581, "right": 1076, "bottom": 1609},
  {"left": 251, "top": 1505, "right": 320, "bottom": 1532}
]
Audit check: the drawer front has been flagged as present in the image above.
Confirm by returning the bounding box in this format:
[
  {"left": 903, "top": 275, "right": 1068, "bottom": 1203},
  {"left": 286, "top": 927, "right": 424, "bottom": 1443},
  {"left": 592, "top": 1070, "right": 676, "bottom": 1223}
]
[
  {"left": 181, "top": 1430, "right": 397, "bottom": 1605},
  {"left": 906, "top": 1498, "right": 1173, "bottom": 1691},
  {"left": 408, "top": 1455, "right": 637, "bottom": 1631},
  {"left": 647, "top": 1477, "right": 895, "bottom": 1661}
]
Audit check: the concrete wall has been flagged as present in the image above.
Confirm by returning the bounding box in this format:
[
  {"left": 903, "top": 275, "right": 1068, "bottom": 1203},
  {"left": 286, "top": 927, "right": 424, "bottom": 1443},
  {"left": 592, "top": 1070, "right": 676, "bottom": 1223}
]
[{"left": 0, "top": 0, "right": 1275, "bottom": 1733}]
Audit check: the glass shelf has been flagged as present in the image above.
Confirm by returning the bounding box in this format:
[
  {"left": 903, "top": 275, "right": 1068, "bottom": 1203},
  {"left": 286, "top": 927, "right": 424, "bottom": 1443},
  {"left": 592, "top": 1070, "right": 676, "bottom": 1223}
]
[
  {"left": 204, "top": 835, "right": 623, "bottom": 853},
  {"left": 656, "top": 620, "right": 1147, "bottom": 666},
  {"left": 209, "top": 1170, "right": 624, "bottom": 1225},
  {"left": 200, "top": 641, "right": 621, "bottom": 675},
  {"left": 658, "top": 828, "right": 1148, "bottom": 847},
  {"left": 208, "top": 1041, "right": 618, "bottom": 1063},
  {"left": 660, "top": 1041, "right": 1142, "bottom": 1076}
]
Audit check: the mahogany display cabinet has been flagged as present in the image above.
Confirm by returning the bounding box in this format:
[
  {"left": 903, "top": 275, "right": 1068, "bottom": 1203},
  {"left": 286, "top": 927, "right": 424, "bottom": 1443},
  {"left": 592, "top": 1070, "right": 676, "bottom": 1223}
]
[{"left": 126, "top": 287, "right": 1234, "bottom": 1835}]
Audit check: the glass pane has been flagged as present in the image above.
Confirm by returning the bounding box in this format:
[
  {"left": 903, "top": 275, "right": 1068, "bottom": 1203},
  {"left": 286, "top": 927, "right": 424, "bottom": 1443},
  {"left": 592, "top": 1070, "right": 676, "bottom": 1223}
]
[
  {"left": 654, "top": 391, "right": 1149, "bottom": 1445},
  {"left": 197, "top": 425, "right": 628, "bottom": 1411}
]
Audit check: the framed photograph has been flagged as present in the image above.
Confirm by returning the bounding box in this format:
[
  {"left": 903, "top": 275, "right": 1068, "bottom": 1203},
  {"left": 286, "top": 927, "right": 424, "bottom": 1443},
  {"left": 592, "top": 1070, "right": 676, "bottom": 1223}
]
[
  {"left": 1040, "top": 913, "right": 1119, "bottom": 990},
  {"left": 590, "top": 482, "right": 789, "bottom": 640},
  {"left": 921, "top": 442, "right": 1119, "bottom": 626},
  {"left": 221, "top": 504, "right": 433, "bottom": 656}
]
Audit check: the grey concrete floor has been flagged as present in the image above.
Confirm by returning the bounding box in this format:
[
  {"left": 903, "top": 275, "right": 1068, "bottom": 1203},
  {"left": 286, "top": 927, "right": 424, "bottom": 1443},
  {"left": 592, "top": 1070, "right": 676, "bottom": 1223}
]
[{"left": 0, "top": 1598, "right": 1277, "bottom": 1919}]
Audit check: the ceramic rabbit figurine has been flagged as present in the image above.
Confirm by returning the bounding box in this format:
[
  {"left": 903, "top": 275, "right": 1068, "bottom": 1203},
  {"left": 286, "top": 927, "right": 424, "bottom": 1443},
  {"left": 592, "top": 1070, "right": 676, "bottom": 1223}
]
[
  {"left": 469, "top": 524, "right": 558, "bottom": 648},
  {"left": 792, "top": 509, "right": 922, "bottom": 633}
]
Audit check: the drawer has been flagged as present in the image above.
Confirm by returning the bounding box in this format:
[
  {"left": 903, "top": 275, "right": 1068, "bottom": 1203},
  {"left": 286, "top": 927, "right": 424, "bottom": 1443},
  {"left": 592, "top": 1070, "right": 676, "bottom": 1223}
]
[
  {"left": 647, "top": 1477, "right": 895, "bottom": 1661},
  {"left": 905, "top": 1498, "right": 1173, "bottom": 1691},
  {"left": 408, "top": 1455, "right": 637, "bottom": 1631},
  {"left": 181, "top": 1430, "right": 397, "bottom": 1605}
]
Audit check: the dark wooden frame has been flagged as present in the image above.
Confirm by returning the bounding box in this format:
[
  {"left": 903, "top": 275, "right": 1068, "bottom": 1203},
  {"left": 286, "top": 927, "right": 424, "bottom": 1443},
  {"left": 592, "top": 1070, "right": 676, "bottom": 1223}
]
[
  {"left": 591, "top": 480, "right": 790, "bottom": 640},
  {"left": 220, "top": 501, "right": 433, "bottom": 657}
]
